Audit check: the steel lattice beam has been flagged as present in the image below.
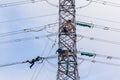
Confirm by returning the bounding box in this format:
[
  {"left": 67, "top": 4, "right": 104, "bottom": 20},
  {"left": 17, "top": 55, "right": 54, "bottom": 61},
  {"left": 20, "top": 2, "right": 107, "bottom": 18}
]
[{"left": 57, "top": 0, "right": 79, "bottom": 80}]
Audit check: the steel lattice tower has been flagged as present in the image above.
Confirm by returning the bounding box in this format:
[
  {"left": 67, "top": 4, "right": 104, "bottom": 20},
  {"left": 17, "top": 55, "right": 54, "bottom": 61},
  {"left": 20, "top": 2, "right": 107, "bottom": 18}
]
[{"left": 57, "top": 0, "right": 79, "bottom": 80}]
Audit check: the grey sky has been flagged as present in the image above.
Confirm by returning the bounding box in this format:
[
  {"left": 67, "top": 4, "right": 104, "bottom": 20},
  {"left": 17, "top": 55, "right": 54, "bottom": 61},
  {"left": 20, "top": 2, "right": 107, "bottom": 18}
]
[{"left": 0, "top": 0, "right": 120, "bottom": 80}]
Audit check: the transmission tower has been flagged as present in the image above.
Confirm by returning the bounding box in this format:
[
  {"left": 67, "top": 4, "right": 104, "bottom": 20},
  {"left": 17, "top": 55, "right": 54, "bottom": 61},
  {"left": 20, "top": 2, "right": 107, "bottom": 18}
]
[{"left": 57, "top": 0, "right": 79, "bottom": 80}]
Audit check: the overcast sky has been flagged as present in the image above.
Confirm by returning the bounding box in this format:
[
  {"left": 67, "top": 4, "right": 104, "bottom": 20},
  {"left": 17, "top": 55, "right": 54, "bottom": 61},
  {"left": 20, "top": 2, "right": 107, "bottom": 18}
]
[{"left": 0, "top": 0, "right": 120, "bottom": 80}]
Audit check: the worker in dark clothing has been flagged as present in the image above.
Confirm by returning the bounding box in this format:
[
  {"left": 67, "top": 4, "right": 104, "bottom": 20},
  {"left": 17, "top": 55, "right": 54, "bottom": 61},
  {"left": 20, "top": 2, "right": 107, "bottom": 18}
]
[{"left": 26, "top": 56, "right": 41, "bottom": 68}]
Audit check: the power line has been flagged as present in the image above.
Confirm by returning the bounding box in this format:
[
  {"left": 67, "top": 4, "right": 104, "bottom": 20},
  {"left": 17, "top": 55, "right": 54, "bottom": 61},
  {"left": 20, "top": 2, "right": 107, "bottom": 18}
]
[
  {"left": 33, "top": 39, "right": 57, "bottom": 80},
  {"left": 0, "top": 0, "right": 45, "bottom": 8},
  {"left": 76, "top": 0, "right": 93, "bottom": 9},
  {"left": 2, "top": 53, "right": 120, "bottom": 68},
  {"left": 92, "top": 0, "right": 120, "bottom": 7},
  {"left": 46, "top": 59, "right": 57, "bottom": 68},
  {"left": 0, "top": 36, "right": 40, "bottom": 44},
  {"left": 44, "top": 0, "right": 93, "bottom": 9},
  {"left": 0, "top": 33, "right": 57, "bottom": 45},
  {"left": 94, "top": 24, "right": 120, "bottom": 32},
  {"left": 76, "top": 14, "right": 120, "bottom": 24},
  {"left": 77, "top": 34, "right": 120, "bottom": 46},
  {"left": 76, "top": 21, "right": 120, "bottom": 32},
  {"left": 28, "top": 32, "right": 120, "bottom": 46},
  {"left": 0, "top": 61, "right": 25, "bottom": 67},
  {"left": 77, "top": 58, "right": 93, "bottom": 79},
  {"left": 0, "top": 55, "right": 57, "bottom": 68},
  {"left": 30, "top": 56, "right": 57, "bottom": 80},
  {"left": 76, "top": 0, "right": 120, "bottom": 9},
  {"left": 0, "top": 22, "right": 58, "bottom": 37},
  {"left": 30, "top": 64, "right": 40, "bottom": 80},
  {"left": 24, "top": 32, "right": 120, "bottom": 46},
  {"left": 30, "top": 37, "right": 50, "bottom": 80},
  {"left": 45, "top": 0, "right": 93, "bottom": 9},
  {"left": 78, "top": 57, "right": 120, "bottom": 67},
  {"left": 78, "top": 51, "right": 120, "bottom": 61},
  {"left": 0, "top": 0, "right": 59, "bottom": 8},
  {"left": 0, "top": 13, "right": 57, "bottom": 24},
  {"left": 33, "top": 61, "right": 46, "bottom": 80},
  {"left": 45, "top": 0, "right": 58, "bottom": 7}
]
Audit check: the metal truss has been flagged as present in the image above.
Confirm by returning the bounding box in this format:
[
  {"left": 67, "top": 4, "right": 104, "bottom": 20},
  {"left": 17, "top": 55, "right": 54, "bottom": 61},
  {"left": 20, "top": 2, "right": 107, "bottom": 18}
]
[{"left": 57, "top": 0, "right": 79, "bottom": 80}]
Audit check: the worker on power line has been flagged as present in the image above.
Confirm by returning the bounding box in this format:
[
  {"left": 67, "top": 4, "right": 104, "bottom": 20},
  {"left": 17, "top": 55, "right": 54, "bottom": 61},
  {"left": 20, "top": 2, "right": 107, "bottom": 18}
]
[{"left": 26, "top": 56, "right": 43, "bottom": 68}]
